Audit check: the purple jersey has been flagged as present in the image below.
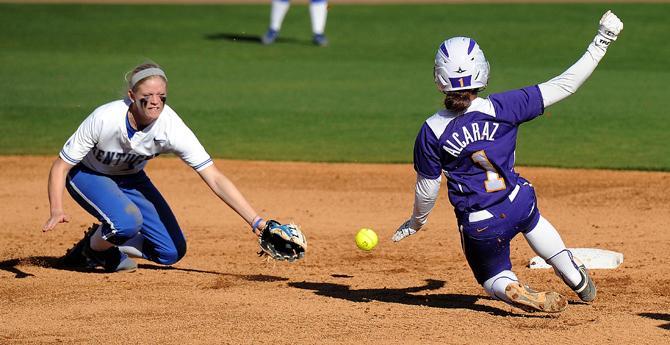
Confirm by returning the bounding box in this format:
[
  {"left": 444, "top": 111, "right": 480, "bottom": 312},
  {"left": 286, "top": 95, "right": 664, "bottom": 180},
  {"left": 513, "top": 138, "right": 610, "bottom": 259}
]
[{"left": 414, "top": 85, "right": 544, "bottom": 213}]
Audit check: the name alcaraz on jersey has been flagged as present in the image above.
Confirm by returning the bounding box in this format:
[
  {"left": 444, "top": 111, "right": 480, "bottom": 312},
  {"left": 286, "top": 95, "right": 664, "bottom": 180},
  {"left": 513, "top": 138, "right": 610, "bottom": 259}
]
[
  {"left": 443, "top": 121, "right": 499, "bottom": 157},
  {"left": 91, "top": 146, "right": 159, "bottom": 169}
]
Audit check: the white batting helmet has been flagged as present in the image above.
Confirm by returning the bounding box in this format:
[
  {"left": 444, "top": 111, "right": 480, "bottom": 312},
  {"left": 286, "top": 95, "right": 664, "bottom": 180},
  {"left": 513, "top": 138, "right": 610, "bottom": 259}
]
[{"left": 434, "top": 37, "right": 490, "bottom": 93}]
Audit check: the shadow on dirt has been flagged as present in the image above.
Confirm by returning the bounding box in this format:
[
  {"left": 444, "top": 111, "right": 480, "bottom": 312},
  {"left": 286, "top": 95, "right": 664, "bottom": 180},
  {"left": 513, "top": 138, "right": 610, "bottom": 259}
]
[
  {"left": 0, "top": 258, "right": 36, "bottom": 278},
  {"left": 204, "top": 32, "right": 305, "bottom": 45},
  {"left": 639, "top": 313, "right": 670, "bottom": 330},
  {"left": 0, "top": 256, "right": 174, "bottom": 275},
  {"left": 0, "top": 256, "right": 287, "bottom": 283},
  {"left": 139, "top": 263, "right": 288, "bottom": 282},
  {"left": 0, "top": 255, "right": 117, "bottom": 275},
  {"left": 289, "top": 278, "right": 550, "bottom": 317},
  {"left": 138, "top": 263, "right": 227, "bottom": 275}
]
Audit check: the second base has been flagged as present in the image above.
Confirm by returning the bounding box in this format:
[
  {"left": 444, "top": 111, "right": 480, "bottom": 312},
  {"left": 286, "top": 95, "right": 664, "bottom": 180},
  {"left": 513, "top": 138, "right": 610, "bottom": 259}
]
[{"left": 529, "top": 248, "right": 623, "bottom": 269}]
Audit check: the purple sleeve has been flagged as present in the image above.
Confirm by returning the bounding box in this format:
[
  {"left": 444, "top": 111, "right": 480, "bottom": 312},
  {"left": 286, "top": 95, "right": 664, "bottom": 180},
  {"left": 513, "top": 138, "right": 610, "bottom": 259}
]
[
  {"left": 413, "top": 123, "right": 442, "bottom": 179},
  {"left": 488, "top": 85, "right": 545, "bottom": 124}
]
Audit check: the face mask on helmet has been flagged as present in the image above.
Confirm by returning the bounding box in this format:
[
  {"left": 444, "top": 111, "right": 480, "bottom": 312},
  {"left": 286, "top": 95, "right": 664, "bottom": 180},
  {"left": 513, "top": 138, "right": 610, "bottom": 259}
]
[{"left": 433, "top": 37, "right": 490, "bottom": 93}]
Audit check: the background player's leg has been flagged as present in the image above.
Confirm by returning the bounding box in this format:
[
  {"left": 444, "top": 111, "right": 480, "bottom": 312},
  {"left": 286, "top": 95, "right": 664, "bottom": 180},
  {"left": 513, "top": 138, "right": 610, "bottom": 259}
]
[
  {"left": 263, "top": 0, "right": 290, "bottom": 44},
  {"left": 524, "top": 216, "right": 596, "bottom": 301},
  {"left": 309, "top": 0, "right": 328, "bottom": 46}
]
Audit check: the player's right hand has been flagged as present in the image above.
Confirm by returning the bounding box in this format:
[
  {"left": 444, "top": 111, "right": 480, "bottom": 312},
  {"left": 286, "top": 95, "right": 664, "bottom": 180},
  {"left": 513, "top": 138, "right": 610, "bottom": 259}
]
[
  {"left": 43, "top": 211, "right": 70, "bottom": 232},
  {"left": 595, "top": 10, "right": 623, "bottom": 48},
  {"left": 392, "top": 220, "right": 418, "bottom": 242}
]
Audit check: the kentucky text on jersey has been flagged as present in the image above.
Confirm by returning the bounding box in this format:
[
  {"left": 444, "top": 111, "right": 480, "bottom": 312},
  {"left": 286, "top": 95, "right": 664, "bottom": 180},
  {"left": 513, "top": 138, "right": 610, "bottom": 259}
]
[
  {"left": 443, "top": 121, "right": 500, "bottom": 157},
  {"left": 91, "top": 146, "right": 159, "bottom": 169}
]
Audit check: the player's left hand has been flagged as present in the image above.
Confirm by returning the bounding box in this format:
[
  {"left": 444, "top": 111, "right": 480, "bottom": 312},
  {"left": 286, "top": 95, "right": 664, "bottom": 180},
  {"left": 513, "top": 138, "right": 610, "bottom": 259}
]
[
  {"left": 392, "top": 220, "right": 418, "bottom": 242},
  {"left": 258, "top": 220, "right": 306, "bottom": 261},
  {"left": 595, "top": 10, "right": 623, "bottom": 48}
]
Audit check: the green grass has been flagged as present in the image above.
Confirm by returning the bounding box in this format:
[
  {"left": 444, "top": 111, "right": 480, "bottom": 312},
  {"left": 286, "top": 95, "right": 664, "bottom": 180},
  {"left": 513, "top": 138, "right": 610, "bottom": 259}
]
[{"left": 0, "top": 3, "right": 668, "bottom": 170}]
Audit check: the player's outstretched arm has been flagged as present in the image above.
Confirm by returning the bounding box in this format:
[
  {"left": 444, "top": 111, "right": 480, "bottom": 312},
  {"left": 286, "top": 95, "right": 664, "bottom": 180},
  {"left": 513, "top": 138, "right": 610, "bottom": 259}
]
[
  {"left": 197, "top": 164, "right": 267, "bottom": 236},
  {"left": 198, "top": 164, "right": 307, "bottom": 261},
  {"left": 392, "top": 174, "right": 441, "bottom": 242},
  {"left": 538, "top": 10, "right": 623, "bottom": 108},
  {"left": 43, "top": 157, "right": 75, "bottom": 231}
]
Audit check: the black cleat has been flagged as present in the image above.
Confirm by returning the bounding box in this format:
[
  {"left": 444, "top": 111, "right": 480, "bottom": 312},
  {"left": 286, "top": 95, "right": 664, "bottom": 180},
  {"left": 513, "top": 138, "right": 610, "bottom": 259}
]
[
  {"left": 59, "top": 223, "right": 100, "bottom": 269},
  {"left": 60, "top": 223, "right": 137, "bottom": 273}
]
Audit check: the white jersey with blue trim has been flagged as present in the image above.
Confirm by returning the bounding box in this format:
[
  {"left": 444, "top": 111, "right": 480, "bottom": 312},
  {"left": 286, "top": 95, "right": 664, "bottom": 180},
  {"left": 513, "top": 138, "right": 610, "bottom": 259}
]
[{"left": 60, "top": 99, "right": 213, "bottom": 175}]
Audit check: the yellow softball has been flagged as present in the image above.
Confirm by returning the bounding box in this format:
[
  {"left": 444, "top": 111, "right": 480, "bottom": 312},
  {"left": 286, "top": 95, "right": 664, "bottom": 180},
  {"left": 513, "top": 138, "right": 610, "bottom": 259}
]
[{"left": 355, "top": 228, "right": 378, "bottom": 251}]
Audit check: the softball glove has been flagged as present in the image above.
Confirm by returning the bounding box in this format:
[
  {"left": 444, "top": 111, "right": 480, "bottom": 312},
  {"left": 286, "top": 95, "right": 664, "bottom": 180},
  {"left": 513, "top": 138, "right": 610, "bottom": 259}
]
[{"left": 258, "top": 220, "right": 306, "bottom": 262}]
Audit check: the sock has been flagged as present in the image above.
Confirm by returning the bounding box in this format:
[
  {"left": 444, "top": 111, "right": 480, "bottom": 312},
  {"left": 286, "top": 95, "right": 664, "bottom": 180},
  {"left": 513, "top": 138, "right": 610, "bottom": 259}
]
[
  {"left": 483, "top": 270, "right": 519, "bottom": 303},
  {"left": 90, "top": 224, "right": 113, "bottom": 252},
  {"left": 309, "top": 0, "right": 327, "bottom": 35},
  {"left": 547, "top": 250, "right": 583, "bottom": 289},
  {"left": 524, "top": 216, "right": 582, "bottom": 288},
  {"left": 270, "top": 0, "right": 290, "bottom": 31}
]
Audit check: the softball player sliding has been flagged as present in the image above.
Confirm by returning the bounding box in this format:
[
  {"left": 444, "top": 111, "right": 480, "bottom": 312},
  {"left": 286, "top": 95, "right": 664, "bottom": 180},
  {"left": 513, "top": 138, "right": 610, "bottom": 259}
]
[
  {"left": 262, "top": 0, "right": 328, "bottom": 46},
  {"left": 393, "top": 11, "right": 623, "bottom": 312},
  {"left": 43, "top": 63, "right": 271, "bottom": 272}
]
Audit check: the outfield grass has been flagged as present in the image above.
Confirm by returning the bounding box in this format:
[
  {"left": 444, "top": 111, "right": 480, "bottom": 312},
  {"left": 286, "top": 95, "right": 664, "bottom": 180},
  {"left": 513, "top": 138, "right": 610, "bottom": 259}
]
[{"left": 0, "top": 3, "right": 668, "bottom": 170}]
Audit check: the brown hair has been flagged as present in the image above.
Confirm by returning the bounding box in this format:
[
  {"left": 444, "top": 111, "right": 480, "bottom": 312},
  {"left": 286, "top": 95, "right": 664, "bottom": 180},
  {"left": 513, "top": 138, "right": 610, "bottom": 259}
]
[{"left": 444, "top": 89, "right": 478, "bottom": 113}]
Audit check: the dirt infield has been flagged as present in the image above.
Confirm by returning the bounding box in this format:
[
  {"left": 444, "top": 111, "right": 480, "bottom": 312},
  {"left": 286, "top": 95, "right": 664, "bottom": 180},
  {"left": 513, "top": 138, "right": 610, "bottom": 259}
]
[{"left": 1, "top": 156, "right": 669, "bottom": 344}]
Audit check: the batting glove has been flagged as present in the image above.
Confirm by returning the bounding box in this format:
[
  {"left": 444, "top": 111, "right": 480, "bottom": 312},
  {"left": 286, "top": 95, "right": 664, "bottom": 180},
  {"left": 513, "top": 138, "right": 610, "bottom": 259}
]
[
  {"left": 594, "top": 10, "right": 623, "bottom": 49},
  {"left": 392, "top": 220, "right": 419, "bottom": 242}
]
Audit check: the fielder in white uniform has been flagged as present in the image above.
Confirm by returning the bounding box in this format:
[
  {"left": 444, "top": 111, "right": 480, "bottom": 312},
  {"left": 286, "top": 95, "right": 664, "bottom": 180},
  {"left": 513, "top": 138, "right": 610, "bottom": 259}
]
[
  {"left": 262, "top": 0, "right": 329, "bottom": 46},
  {"left": 43, "top": 63, "right": 272, "bottom": 272}
]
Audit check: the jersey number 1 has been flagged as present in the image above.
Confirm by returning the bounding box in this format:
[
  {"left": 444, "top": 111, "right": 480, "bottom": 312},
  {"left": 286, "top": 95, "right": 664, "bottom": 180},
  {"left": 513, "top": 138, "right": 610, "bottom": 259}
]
[{"left": 471, "top": 150, "right": 506, "bottom": 192}]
